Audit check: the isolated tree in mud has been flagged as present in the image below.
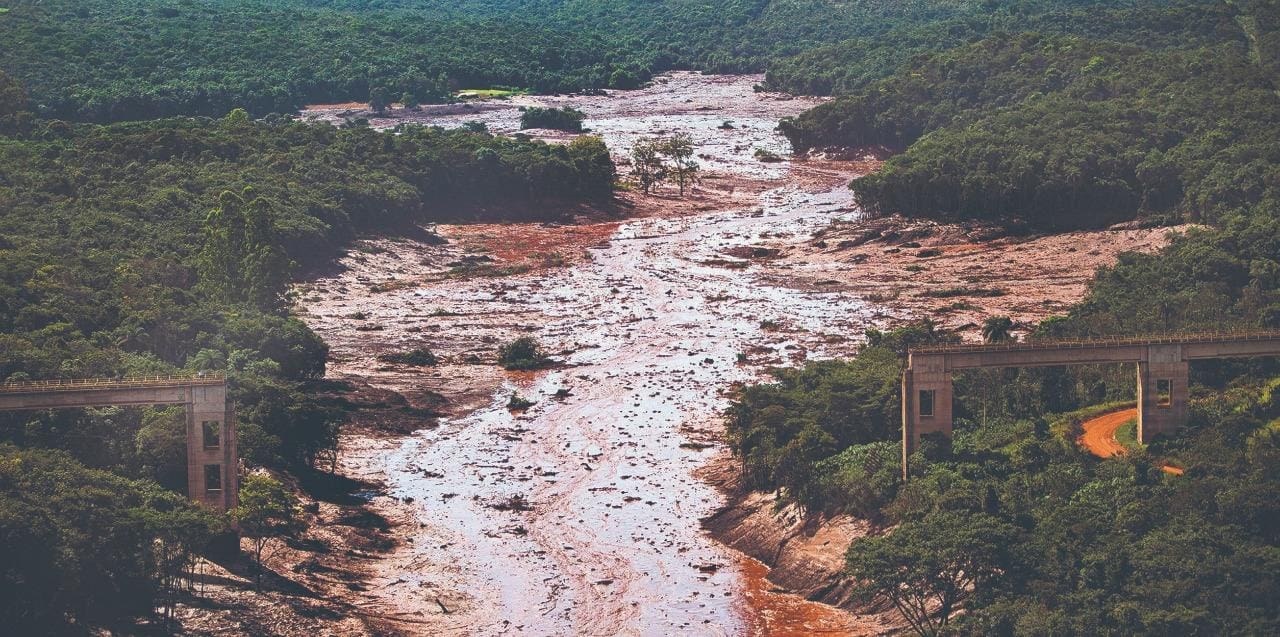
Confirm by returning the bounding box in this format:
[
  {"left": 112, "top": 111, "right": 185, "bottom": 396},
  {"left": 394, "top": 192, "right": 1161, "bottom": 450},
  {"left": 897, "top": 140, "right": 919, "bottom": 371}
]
[
  {"left": 369, "top": 86, "right": 390, "bottom": 113},
  {"left": 661, "top": 133, "right": 699, "bottom": 196},
  {"left": 233, "top": 474, "right": 303, "bottom": 585},
  {"left": 630, "top": 137, "right": 668, "bottom": 193},
  {"left": 846, "top": 510, "right": 1019, "bottom": 637},
  {"left": 498, "top": 336, "right": 550, "bottom": 370}
]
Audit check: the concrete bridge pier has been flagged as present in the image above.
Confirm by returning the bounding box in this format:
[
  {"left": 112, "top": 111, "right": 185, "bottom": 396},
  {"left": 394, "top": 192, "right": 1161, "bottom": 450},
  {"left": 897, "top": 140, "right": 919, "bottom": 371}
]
[
  {"left": 1136, "top": 344, "right": 1189, "bottom": 444},
  {"left": 901, "top": 353, "right": 953, "bottom": 478},
  {"left": 185, "top": 383, "right": 238, "bottom": 512}
]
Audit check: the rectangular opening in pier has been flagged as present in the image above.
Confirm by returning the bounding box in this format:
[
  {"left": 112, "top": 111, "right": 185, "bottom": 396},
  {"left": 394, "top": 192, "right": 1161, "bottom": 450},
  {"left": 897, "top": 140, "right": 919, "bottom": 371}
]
[
  {"left": 919, "top": 389, "right": 936, "bottom": 417},
  {"left": 1156, "top": 379, "right": 1172, "bottom": 407},
  {"left": 204, "top": 464, "right": 222, "bottom": 493},
  {"left": 202, "top": 420, "right": 221, "bottom": 449}
]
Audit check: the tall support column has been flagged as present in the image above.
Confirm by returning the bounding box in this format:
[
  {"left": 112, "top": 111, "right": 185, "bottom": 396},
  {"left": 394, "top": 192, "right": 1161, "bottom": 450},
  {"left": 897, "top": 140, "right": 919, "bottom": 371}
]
[
  {"left": 185, "top": 383, "right": 234, "bottom": 512},
  {"left": 1137, "top": 344, "right": 1189, "bottom": 443},
  {"left": 902, "top": 354, "right": 953, "bottom": 480}
]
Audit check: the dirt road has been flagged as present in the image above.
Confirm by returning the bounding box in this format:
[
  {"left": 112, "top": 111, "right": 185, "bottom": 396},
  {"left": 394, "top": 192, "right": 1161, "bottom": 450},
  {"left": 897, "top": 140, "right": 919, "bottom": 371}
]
[{"left": 1078, "top": 408, "right": 1137, "bottom": 458}]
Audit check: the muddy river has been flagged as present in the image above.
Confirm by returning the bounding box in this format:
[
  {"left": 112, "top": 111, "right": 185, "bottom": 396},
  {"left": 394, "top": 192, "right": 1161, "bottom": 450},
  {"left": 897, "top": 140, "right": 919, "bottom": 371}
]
[{"left": 299, "top": 73, "right": 897, "bottom": 635}]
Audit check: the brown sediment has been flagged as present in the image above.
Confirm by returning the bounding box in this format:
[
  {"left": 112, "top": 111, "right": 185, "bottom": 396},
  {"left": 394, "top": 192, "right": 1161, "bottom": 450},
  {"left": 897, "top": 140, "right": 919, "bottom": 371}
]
[
  {"left": 699, "top": 452, "right": 900, "bottom": 636},
  {"left": 755, "top": 215, "right": 1189, "bottom": 341},
  {"left": 267, "top": 72, "right": 1188, "bottom": 635}
]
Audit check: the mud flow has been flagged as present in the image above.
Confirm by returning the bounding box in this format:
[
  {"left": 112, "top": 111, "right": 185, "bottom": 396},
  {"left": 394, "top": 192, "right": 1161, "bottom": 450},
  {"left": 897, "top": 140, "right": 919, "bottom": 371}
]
[{"left": 300, "top": 74, "right": 898, "bottom": 635}]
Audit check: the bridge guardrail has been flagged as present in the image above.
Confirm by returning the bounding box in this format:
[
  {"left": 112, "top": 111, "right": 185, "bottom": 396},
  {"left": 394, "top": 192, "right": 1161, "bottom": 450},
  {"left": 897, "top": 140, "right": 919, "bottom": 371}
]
[
  {"left": 910, "top": 330, "right": 1280, "bottom": 355},
  {"left": 0, "top": 374, "right": 227, "bottom": 393}
]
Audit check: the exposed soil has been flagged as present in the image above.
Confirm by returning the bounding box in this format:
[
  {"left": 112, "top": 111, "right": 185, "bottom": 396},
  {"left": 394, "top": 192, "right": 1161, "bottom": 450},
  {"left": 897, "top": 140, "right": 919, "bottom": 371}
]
[
  {"left": 754, "top": 215, "right": 1187, "bottom": 341},
  {"left": 1077, "top": 407, "right": 1185, "bottom": 475},
  {"left": 1079, "top": 408, "right": 1136, "bottom": 458}
]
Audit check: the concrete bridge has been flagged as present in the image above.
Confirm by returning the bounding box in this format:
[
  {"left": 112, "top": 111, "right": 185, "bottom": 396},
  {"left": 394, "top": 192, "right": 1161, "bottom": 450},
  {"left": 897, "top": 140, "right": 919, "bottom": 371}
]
[
  {"left": 902, "top": 331, "right": 1280, "bottom": 478},
  {"left": 0, "top": 375, "right": 238, "bottom": 512}
]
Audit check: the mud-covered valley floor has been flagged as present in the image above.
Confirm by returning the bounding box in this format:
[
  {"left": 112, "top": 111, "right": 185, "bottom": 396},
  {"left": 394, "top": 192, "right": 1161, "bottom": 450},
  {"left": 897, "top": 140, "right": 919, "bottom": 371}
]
[{"left": 255, "top": 73, "right": 1183, "bottom": 636}]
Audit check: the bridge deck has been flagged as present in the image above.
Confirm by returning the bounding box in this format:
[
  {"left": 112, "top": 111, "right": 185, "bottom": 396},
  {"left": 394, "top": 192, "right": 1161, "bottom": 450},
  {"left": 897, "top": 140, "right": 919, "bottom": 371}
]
[
  {"left": 0, "top": 375, "right": 228, "bottom": 410},
  {"left": 909, "top": 331, "right": 1280, "bottom": 370},
  {"left": 0, "top": 374, "right": 225, "bottom": 393}
]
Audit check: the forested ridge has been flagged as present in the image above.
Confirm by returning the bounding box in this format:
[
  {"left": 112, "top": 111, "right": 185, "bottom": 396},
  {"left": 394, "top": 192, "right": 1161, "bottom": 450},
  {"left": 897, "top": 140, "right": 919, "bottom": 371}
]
[
  {"left": 730, "top": 2, "right": 1280, "bottom": 629},
  {"left": 729, "top": 2, "right": 1280, "bottom": 632},
  {"left": 0, "top": 0, "right": 1129, "bottom": 122},
  {"left": 780, "top": 0, "right": 1280, "bottom": 230}
]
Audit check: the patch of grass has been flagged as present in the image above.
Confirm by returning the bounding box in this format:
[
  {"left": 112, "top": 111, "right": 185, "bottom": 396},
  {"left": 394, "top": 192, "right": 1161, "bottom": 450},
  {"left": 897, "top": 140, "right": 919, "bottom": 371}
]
[
  {"left": 507, "top": 393, "right": 535, "bottom": 411},
  {"left": 456, "top": 88, "right": 522, "bottom": 99},
  {"left": 753, "top": 148, "right": 783, "bottom": 163},
  {"left": 1114, "top": 418, "right": 1141, "bottom": 451}
]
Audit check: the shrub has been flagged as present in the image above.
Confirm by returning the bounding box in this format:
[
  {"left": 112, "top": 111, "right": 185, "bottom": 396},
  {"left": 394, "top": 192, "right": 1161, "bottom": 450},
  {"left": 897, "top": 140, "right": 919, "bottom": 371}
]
[
  {"left": 519, "top": 106, "right": 586, "bottom": 132},
  {"left": 498, "top": 337, "right": 550, "bottom": 370},
  {"left": 377, "top": 347, "right": 438, "bottom": 366}
]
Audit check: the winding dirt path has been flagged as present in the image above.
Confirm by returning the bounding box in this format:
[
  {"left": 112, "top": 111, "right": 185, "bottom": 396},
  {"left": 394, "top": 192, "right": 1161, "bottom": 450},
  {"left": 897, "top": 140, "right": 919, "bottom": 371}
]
[{"left": 1078, "top": 408, "right": 1136, "bottom": 458}]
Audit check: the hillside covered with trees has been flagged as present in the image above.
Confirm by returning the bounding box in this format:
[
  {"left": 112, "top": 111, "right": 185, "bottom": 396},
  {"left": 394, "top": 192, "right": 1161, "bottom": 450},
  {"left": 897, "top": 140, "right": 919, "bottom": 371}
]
[
  {"left": 0, "top": 0, "right": 1148, "bottom": 122},
  {"left": 779, "top": 1, "right": 1280, "bottom": 230},
  {"left": 0, "top": 65, "right": 614, "bottom": 630}
]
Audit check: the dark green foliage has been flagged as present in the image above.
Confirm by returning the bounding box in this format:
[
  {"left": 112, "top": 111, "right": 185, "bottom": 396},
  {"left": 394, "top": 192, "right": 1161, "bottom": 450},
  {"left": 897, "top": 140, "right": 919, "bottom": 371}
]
[
  {"left": 0, "top": 445, "right": 222, "bottom": 631},
  {"left": 498, "top": 336, "right": 550, "bottom": 370},
  {"left": 0, "top": 0, "right": 1015, "bottom": 122},
  {"left": 233, "top": 474, "right": 303, "bottom": 580},
  {"left": 520, "top": 106, "right": 586, "bottom": 132},
  {"left": 378, "top": 347, "right": 439, "bottom": 366},
  {"left": 724, "top": 321, "right": 957, "bottom": 511},
  {"left": 764, "top": 0, "right": 1232, "bottom": 96},
  {"left": 847, "top": 510, "right": 1021, "bottom": 635},
  {"left": 507, "top": 393, "right": 535, "bottom": 411},
  {"left": 780, "top": 4, "right": 1280, "bottom": 229}
]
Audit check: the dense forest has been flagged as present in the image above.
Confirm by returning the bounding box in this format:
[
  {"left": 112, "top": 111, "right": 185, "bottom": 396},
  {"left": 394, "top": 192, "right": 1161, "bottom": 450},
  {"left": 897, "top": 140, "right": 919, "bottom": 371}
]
[
  {"left": 0, "top": 0, "right": 1159, "bottom": 122},
  {"left": 780, "top": 1, "right": 1279, "bottom": 229},
  {"left": 0, "top": 64, "right": 614, "bottom": 629}
]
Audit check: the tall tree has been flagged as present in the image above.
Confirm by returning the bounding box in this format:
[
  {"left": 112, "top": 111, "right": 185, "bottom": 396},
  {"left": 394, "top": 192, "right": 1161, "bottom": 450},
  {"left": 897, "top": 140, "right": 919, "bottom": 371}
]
[
  {"left": 630, "top": 138, "right": 667, "bottom": 193},
  {"left": 981, "top": 316, "right": 1015, "bottom": 343},
  {"left": 661, "top": 133, "right": 699, "bottom": 196},
  {"left": 232, "top": 474, "right": 303, "bottom": 585},
  {"left": 198, "top": 187, "right": 292, "bottom": 311},
  {"left": 846, "top": 510, "right": 1020, "bottom": 636}
]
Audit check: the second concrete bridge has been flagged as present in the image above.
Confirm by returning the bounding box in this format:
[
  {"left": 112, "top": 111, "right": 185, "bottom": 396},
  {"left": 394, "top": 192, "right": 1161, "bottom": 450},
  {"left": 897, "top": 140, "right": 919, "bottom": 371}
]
[{"left": 902, "top": 331, "right": 1280, "bottom": 478}]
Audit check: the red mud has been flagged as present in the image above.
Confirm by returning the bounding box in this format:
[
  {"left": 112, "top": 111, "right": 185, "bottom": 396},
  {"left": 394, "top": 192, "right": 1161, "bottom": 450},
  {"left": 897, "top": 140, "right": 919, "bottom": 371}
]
[{"left": 288, "top": 73, "right": 1186, "bottom": 635}]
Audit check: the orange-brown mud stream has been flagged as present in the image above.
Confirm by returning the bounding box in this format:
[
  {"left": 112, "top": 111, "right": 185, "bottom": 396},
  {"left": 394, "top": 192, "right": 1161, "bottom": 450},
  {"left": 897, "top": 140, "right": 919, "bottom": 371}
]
[{"left": 299, "top": 74, "right": 893, "bottom": 635}]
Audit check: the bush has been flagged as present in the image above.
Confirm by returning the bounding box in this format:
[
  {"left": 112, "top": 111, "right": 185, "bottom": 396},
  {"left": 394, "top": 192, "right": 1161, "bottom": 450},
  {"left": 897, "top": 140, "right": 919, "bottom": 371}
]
[
  {"left": 520, "top": 106, "right": 586, "bottom": 132},
  {"left": 377, "top": 347, "right": 438, "bottom": 366},
  {"left": 498, "top": 336, "right": 550, "bottom": 370}
]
